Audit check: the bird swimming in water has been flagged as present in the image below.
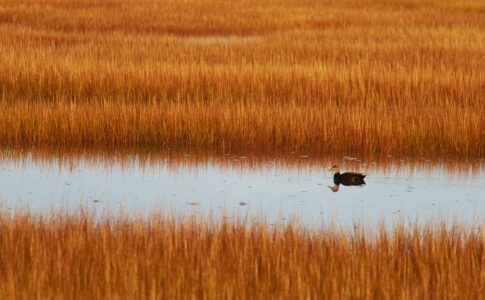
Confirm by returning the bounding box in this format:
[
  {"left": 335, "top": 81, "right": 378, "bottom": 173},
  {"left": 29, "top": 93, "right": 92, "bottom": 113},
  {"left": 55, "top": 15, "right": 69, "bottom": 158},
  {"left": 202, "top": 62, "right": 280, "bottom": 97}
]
[{"left": 328, "top": 165, "right": 366, "bottom": 192}]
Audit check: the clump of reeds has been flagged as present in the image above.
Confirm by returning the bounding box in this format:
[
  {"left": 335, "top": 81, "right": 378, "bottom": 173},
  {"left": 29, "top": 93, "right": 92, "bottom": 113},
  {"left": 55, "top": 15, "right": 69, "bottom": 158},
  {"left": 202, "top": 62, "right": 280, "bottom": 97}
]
[
  {"left": 1, "top": 0, "right": 485, "bottom": 156},
  {"left": 0, "top": 100, "right": 483, "bottom": 157},
  {"left": 0, "top": 207, "right": 483, "bottom": 298}
]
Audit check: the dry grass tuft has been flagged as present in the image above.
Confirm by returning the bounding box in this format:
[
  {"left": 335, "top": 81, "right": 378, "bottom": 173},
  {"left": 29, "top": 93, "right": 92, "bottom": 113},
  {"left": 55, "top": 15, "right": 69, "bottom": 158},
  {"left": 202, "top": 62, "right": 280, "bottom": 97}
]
[
  {"left": 1, "top": 0, "right": 485, "bottom": 156},
  {"left": 1, "top": 99, "right": 483, "bottom": 156},
  {"left": 0, "top": 207, "right": 483, "bottom": 298}
]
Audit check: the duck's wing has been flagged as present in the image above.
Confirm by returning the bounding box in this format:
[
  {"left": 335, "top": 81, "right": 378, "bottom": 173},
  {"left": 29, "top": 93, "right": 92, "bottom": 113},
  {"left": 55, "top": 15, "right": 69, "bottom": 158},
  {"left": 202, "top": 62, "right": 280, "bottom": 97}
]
[
  {"left": 340, "top": 172, "right": 366, "bottom": 184},
  {"left": 341, "top": 172, "right": 365, "bottom": 178}
]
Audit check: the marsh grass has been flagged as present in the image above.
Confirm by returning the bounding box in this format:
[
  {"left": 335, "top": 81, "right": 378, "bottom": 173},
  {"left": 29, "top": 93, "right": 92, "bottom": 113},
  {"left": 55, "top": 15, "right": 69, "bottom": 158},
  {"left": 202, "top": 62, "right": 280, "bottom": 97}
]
[
  {"left": 1, "top": 100, "right": 483, "bottom": 156},
  {"left": 0, "top": 0, "right": 485, "bottom": 156},
  {"left": 0, "top": 207, "right": 483, "bottom": 298}
]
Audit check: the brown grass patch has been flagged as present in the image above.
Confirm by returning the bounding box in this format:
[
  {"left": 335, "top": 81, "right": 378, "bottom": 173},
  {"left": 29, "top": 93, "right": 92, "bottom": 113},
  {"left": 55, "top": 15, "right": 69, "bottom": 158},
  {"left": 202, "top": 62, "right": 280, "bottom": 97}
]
[
  {"left": 0, "top": 208, "right": 483, "bottom": 298},
  {"left": 1, "top": 0, "right": 484, "bottom": 156},
  {"left": 1, "top": 100, "right": 483, "bottom": 156}
]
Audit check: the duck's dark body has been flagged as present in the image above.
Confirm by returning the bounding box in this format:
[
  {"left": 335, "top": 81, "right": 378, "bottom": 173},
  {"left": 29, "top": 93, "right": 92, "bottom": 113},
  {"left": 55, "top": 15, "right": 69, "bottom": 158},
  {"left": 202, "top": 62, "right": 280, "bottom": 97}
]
[{"left": 333, "top": 172, "right": 366, "bottom": 186}]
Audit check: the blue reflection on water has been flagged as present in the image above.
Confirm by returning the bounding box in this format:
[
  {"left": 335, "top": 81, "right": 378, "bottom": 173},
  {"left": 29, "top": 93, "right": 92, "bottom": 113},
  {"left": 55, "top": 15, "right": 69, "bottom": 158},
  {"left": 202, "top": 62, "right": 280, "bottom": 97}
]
[{"left": 1, "top": 156, "right": 484, "bottom": 227}]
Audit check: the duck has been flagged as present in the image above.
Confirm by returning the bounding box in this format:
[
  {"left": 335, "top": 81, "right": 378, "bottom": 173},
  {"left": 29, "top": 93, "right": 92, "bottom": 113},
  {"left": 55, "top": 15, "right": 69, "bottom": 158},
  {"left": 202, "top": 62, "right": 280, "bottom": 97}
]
[{"left": 328, "top": 165, "right": 366, "bottom": 186}]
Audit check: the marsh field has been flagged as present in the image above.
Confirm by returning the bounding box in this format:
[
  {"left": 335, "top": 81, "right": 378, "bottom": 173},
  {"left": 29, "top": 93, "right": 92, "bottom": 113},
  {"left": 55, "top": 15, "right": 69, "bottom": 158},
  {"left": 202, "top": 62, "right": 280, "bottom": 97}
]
[{"left": 1, "top": 0, "right": 485, "bottom": 298}]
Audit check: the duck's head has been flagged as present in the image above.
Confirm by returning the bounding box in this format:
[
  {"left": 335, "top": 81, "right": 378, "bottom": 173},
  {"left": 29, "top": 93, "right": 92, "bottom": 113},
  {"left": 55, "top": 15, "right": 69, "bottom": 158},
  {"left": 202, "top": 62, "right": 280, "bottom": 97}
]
[
  {"left": 328, "top": 165, "right": 340, "bottom": 173},
  {"left": 328, "top": 184, "right": 340, "bottom": 192}
]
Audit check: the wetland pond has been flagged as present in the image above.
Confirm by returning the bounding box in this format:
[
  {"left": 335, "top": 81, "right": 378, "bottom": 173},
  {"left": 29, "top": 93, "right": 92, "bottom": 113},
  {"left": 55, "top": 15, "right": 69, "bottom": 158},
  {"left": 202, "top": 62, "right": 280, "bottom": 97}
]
[{"left": 1, "top": 152, "right": 484, "bottom": 226}]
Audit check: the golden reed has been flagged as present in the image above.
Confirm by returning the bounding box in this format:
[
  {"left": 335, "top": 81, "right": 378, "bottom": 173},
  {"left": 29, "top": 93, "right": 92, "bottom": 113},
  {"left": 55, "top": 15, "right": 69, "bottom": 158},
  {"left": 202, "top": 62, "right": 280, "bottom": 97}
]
[
  {"left": 0, "top": 0, "right": 484, "bottom": 156},
  {"left": 0, "top": 208, "right": 483, "bottom": 298}
]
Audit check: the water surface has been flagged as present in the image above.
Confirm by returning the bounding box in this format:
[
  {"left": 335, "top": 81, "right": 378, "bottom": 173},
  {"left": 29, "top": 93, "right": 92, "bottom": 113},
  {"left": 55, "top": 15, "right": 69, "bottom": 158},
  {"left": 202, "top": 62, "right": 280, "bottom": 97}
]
[{"left": 1, "top": 152, "right": 484, "bottom": 226}]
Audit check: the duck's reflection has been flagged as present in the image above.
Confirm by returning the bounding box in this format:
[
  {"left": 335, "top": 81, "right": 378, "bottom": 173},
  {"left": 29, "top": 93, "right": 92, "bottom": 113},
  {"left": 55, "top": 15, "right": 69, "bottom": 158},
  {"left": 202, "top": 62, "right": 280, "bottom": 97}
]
[{"left": 328, "top": 165, "right": 366, "bottom": 192}]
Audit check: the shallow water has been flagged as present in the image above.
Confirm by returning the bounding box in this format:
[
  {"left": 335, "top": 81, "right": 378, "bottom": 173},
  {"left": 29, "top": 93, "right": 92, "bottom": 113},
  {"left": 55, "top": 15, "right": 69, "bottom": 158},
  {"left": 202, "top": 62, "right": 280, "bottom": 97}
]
[{"left": 1, "top": 152, "right": 484, "bottom": 226}]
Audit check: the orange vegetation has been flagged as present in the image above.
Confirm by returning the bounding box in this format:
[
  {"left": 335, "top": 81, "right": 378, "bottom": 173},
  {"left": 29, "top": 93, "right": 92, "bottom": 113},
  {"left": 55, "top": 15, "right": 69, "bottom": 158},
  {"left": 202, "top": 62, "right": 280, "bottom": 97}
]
[
  {"left": 1, "top": 0, "right": 485, "bottom": 156},
  {"left": 0, "top": 208, "right": 483, "bottom": 298},
  {"left": 1, "top": 100, "right": 483, "bottom": 156}
]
